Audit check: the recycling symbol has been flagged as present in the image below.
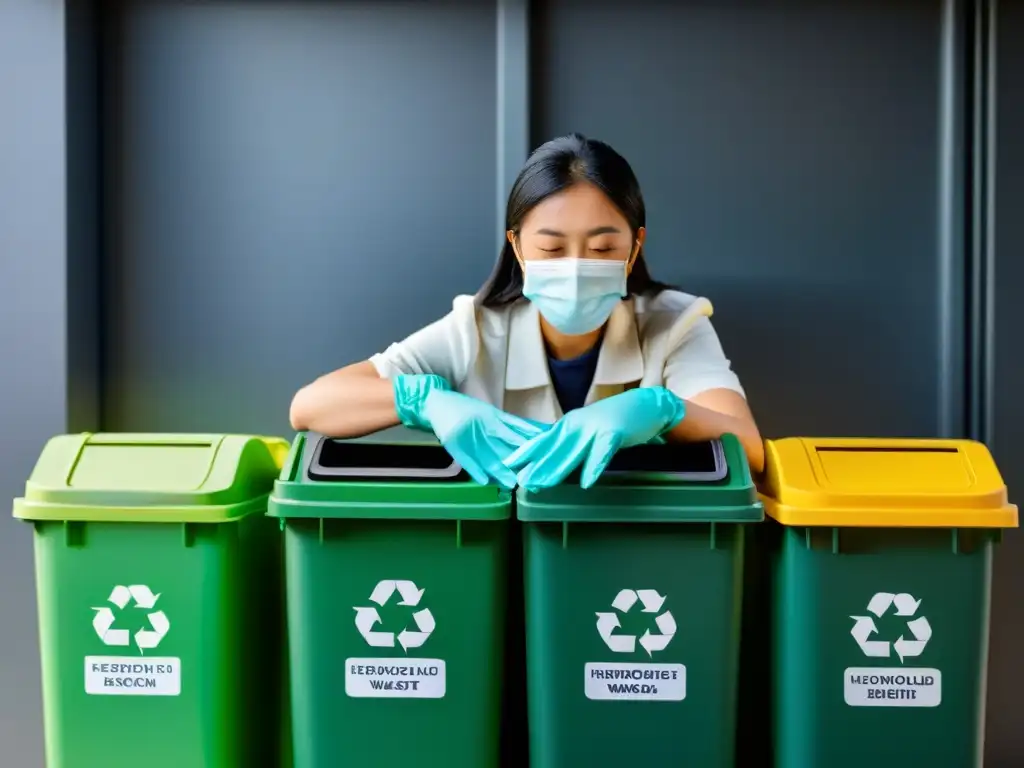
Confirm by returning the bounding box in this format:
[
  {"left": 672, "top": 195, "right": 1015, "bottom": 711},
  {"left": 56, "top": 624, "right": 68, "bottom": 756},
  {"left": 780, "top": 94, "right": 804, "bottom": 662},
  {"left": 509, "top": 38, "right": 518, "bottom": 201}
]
[
  {"left": 353, "top": 580, "right": 435, "bottom": 653},
  {"left": 595, "top": 589, "right": 676, "bottom": 657},
  {"left": 91, "top": 585, "right": 170, "bottom": 654},
  {"left": 850, "top": 592, "right": 932, "bottom": 664}
]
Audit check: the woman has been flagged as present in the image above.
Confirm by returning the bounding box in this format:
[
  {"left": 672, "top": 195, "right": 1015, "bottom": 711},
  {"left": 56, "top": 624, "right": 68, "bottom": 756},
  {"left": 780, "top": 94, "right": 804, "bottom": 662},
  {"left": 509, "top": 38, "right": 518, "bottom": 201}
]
[{"left": 290, "top": 133, "right": 763, "bottom": 491}]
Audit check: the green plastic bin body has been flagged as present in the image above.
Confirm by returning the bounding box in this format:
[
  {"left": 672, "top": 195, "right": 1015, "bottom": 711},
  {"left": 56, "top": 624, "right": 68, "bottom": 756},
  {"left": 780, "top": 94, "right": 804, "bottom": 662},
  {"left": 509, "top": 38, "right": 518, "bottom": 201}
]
[
  {"left": 518, "top": 435, "right": 763, "bottom": 767},
  {"left": 771, "top": 525, "right": 996, "bottom": 767},
  {"left": 268, "top": 430, "right": 510, "bottom": 768},
  {"left": 12, "top": 433, "right": 288, "bottom": 768},
  {"left": 761, "top": 437, "right": 1019, "bottom": 768}
]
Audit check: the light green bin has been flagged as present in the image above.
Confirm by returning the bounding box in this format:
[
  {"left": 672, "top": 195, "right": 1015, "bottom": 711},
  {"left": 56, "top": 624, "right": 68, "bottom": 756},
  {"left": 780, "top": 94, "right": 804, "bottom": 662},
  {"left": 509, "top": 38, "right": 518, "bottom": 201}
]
[{"left": 13, "top": 433, "right": 289, "bottom": 768}]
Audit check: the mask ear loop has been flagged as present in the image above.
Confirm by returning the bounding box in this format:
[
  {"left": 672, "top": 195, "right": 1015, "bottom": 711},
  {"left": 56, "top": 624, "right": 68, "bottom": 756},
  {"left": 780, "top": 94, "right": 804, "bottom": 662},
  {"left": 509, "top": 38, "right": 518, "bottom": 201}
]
[
  {"left": 625, "top": 240, "right": 641, "bottom": 274},
  {"left": 616, "top": 241, "right": 640, "bottom": 298},
  {"left": 508, "top": 230, "right": 526, "bottom": 272}
]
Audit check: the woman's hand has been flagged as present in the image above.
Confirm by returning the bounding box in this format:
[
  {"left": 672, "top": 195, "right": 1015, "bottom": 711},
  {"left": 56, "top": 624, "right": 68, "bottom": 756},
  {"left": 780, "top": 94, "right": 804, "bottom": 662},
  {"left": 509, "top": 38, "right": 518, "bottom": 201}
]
[
  {"left": 502, "top": 387, "right": 685, "bottom": 491},
  {"left": 393, "top": 374, "right": 546, "bottom": 489}
]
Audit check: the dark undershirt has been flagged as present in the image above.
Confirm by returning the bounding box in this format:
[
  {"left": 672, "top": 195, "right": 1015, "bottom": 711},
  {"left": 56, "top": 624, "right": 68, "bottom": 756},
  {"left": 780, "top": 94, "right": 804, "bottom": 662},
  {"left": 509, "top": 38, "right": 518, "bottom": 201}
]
[{"left": 547, "top": 341, "right": 602, "bottom": 414}]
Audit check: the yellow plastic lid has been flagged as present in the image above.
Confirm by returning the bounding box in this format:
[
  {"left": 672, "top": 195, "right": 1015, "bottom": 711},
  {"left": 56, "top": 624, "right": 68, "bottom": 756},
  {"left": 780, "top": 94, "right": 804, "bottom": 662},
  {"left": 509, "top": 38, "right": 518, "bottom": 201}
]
[{"left": 758, "top": 437, "right": 1018, "bottom": 528}]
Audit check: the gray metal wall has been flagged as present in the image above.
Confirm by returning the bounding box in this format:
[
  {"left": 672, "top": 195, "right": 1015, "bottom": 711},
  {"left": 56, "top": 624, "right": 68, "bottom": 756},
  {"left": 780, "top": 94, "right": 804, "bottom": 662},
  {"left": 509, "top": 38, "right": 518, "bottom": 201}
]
[
  {"left": 985, "top": 1, "right": 1024, "bottom": 758},
  {"left": 0, "top": 1, "right": 1020, "bottom": 766},
  {"left": 99, "top": 0, "right": 501, "bottom": 433},
  {"left": 532, "top": 0, "right": 966, "bottom": 440},
  {"left": 101, "top": 0, "right": 970, "bottom": 441},
  {"left": 0, "top": 3, "right": 66, "bottom": 764}
]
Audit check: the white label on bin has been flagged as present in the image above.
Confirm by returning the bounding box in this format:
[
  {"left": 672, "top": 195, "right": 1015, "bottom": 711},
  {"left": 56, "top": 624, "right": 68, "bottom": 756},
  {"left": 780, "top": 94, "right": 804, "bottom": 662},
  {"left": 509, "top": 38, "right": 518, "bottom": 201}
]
[
  {"left": 844, "top": 667, "right": 941, "bottom": 707},
  {"left": 85, "top": 656, "right": 181, "bottom": 696},
  {"left": 345, "top": 658, "right": 445, "bottom": 698},
  {"left": 585, "top": 662, "right": 686, "bottom": 701}
]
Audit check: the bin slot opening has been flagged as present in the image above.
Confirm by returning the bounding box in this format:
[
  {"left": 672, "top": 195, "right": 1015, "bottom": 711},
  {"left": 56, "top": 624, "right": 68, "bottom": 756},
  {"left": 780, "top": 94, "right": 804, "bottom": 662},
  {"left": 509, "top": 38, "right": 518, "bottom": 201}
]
[
  {"left": 85, "top": 441, "right": 215, "bottom": 448},
  {"left": 815, "top": 446, "right": 959, "bottom": 454},
  {"left": 599, "top": 440, "right": 727, "bottom": 481},
  {"left": 308, "top": 438, "right": 467, "bottom": 482},
  {"left": 814, "top": 446, "right": 973, "bottom": 492}
]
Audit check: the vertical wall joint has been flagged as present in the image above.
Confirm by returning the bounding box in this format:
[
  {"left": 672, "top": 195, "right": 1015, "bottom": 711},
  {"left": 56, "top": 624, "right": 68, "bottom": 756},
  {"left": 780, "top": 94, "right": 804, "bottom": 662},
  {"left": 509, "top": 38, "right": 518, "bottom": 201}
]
[{"left": 496, "top": 0, "right": 531, "bottom": 229}]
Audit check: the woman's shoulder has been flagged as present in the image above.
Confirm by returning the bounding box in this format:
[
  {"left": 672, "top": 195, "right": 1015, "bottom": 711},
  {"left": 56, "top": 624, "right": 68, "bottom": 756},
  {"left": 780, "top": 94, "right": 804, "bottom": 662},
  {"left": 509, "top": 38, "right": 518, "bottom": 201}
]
[
  {"left": 634, "top": 288, "right": 705, "bottom": 316},
  {"left": 634, "top": 289, "right": 719, "bottom": 355},
  {"left": 444, "top": 294, "right": 515, "bottom": 337},
  {"left": 457, "top": 294, "right": 528, "bottom": 331}
]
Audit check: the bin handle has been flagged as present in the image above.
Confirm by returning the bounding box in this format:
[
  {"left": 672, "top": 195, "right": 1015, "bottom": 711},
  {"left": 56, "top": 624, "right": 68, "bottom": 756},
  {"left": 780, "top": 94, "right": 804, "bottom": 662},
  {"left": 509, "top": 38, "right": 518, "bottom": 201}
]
[{"left": 258, "top": 436, "right": 292, "bottom": 469}]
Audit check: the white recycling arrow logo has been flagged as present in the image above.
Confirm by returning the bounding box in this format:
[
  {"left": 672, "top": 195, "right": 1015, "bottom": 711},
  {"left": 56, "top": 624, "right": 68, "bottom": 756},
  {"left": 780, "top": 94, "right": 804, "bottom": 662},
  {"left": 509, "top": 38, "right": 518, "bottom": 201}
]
[
  {"left": 353, "top": 580, "right": 435, "bottom": 653},
  {"left": 595, "top": 588, "right": 676, "bottom": 657},
  {"left": 91, "top": 585, "right": 170, "bottom": 654},
  {"left": 850, "top": 592, "right": 932, "bottom": 664}
]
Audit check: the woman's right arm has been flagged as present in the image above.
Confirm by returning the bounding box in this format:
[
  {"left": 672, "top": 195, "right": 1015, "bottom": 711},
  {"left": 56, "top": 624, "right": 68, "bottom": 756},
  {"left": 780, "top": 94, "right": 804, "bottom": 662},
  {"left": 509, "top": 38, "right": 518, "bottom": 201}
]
[
  {"left": 289, "top": 360, "right": 400, "bottom": 438},
  {"left": 289, "top": 296, "right": 478, "bottom": 438}
]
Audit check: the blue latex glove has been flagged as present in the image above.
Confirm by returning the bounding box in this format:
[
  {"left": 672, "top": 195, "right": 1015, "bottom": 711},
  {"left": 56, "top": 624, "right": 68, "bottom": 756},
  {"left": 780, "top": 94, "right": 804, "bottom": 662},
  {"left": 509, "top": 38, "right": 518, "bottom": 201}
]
[
  {"left": 393, "top": 374, "right": 546, "bottom": 489},
  {"left": 503, "top": 386, "right": 686, "bottom": 491}
]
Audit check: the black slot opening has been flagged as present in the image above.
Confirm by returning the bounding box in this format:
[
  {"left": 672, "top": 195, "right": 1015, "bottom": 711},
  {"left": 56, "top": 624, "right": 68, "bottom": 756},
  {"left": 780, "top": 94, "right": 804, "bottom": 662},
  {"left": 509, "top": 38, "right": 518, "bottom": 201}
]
[
  {"left": 815, "top": 446, "right": 958, "bottom": 454},
  {"left": 604, "top": 441, "right": 721, "bottom": 475},
  {"left": 559, "top": 440, "right": 727, "bottom": 484},
  {"left": 308, "top": 438, "right": 467, "bottom": 482}
]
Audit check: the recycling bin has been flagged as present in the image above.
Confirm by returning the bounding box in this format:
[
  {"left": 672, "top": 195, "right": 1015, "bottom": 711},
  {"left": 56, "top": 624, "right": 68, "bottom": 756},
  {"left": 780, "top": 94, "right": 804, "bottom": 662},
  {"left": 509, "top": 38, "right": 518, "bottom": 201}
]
[
  {"left": 268, "top": 429, "right": 510, "bottom": 768},
  {"left": 518, "top": 434, "right": 763, "bottom": 767},
  {"left": 12, "top": 433, "right": 289, "bottom": 768},
  {"left": 759, "top": 437, "right": 1019, "bottom": 768}
]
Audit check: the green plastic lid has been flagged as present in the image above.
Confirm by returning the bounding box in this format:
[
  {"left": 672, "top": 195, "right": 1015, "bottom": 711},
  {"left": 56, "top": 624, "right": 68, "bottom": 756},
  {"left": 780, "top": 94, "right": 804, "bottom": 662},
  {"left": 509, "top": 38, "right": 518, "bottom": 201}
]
[
  {"left": 268, "top": 429, "right": 511, "bottom": 521},
  {"left": 516, "top": 433, "right": 763, "bottom": 523},
  {"left": 12, "top": 433, "right": 289, "bottom": 523}
]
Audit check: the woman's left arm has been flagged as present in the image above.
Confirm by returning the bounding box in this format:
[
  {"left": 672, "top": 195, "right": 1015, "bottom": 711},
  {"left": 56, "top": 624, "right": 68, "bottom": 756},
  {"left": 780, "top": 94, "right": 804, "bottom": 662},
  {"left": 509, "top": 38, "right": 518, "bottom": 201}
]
[
  {"left": 660, "top": 315, "right": 764, "bottom": 473},
  {"left": 665, "top": 389, "right": 764, "bottom": 474}
]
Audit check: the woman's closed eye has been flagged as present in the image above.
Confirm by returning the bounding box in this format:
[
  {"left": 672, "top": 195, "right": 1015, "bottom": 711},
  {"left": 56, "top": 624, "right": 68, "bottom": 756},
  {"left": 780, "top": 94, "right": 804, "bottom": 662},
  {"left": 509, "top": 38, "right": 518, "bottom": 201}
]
[{"left": 537, "top": 245, "right": 615, "bottom": 253}]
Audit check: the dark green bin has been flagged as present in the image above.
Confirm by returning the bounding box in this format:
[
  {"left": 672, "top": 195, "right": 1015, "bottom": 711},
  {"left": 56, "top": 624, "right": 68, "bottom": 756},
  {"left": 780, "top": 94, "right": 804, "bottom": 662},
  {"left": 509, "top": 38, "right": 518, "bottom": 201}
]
[
  {"left": 759, "top": 437, "right": 1019, "bottom": 768},
  {"left": 518, "top": 434, "right": 762, "bottom": 766},
  {"left": 268, "top": 429, "right": 510, "bottom": 768}
]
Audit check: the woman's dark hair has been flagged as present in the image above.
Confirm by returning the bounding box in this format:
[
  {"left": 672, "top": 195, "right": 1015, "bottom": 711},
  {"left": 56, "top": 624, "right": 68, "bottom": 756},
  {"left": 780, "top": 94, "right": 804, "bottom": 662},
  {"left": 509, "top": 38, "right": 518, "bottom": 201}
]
[{"left": 476, "top": 132, "right": 672, "bottom": 307}]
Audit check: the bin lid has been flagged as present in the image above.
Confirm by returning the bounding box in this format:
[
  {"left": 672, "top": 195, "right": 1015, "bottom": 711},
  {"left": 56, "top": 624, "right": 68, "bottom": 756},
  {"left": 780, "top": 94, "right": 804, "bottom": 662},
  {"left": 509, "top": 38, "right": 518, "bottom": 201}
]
[
  {"left": 12, "top": 433, "right": 289, "bottom": 523},
  {"left": 516, "top": 433, "right": 763, "bottom": 523},
  {"left": 267, "top": 429, "right": 511, "bottom": 521},
  {"left": 759, "top": 437, "right": 1019, "bottom": 528}
]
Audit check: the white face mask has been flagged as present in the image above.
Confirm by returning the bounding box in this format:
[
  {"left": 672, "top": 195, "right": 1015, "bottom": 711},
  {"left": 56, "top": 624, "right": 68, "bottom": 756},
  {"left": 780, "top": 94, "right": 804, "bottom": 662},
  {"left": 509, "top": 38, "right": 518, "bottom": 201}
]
[{"left": 521, "top": 258, "right": 628, "bottom": 335}]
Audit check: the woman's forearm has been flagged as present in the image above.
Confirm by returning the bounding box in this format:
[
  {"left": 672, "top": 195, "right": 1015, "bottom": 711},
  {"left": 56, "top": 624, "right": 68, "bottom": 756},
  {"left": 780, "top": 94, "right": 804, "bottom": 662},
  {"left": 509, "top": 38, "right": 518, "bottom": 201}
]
[
  {"left": 666, "top": 399, "right": 765, "bottom": 474},
  {"left": 289, "top": 361, "right": 400, "bottom": 438}
]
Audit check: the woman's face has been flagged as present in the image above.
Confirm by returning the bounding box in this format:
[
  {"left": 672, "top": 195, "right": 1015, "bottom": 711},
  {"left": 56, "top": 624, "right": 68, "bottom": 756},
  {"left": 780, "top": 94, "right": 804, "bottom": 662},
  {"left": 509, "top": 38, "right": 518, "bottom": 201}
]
[{"left": 508, "top": 182, "right": 646, "bottom": 267}]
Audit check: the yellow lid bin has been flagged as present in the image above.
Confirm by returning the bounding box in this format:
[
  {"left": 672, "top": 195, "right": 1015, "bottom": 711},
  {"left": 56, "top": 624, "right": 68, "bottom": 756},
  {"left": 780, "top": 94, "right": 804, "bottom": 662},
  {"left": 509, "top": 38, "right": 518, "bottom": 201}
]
[
  {"left": 760, "top": 437, "right": 1018, "bottom": 528},
  {"left": 756, "top": 437, "right": 1017, "bottom": 768}
]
